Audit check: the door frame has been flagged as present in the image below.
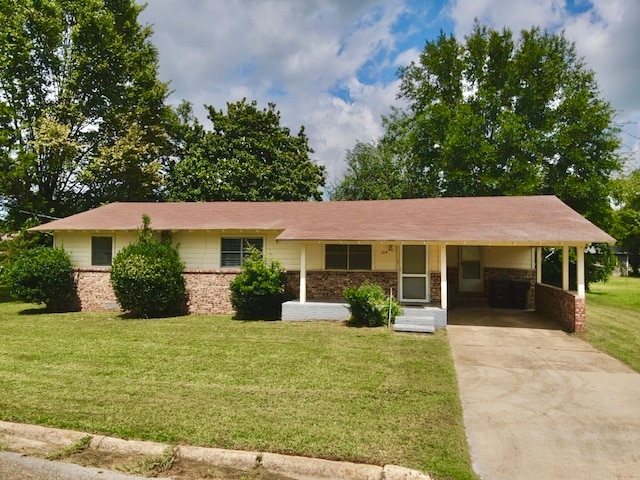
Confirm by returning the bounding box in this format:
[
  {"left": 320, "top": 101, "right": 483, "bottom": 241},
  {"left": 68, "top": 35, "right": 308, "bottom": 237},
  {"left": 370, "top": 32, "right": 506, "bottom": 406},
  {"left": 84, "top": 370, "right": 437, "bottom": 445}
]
[{"left": 400, "top": 244, "right": 430, "bottom": 303}]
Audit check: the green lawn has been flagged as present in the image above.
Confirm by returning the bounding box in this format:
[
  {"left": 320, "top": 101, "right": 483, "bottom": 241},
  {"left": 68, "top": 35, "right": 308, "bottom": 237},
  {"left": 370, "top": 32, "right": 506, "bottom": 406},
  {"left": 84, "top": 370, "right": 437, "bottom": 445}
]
[
  {"left": 584, "top": 276, "right": 640, "bottom": 372},
  {"left": 0, "top": 297, "right": 474, "bottom": 480}
]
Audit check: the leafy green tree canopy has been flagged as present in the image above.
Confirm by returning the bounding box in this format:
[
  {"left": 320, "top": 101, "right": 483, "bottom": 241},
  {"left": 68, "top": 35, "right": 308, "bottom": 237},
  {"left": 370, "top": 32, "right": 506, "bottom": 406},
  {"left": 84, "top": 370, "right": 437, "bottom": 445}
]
[
  {"left": 167, "top": 99, "right": 326, "bottom": 202},
  {"left": 612, "top": 170, "right": 640, "bottom": 275},
  {"left": 329, "top": 140, "right": 405, "bottom": 200},
  {"left": 0, "top": 0, "right": 171, "bottom": 229},
  {"left": 381, "top": 22, "right": 623, "bottom": 228}
]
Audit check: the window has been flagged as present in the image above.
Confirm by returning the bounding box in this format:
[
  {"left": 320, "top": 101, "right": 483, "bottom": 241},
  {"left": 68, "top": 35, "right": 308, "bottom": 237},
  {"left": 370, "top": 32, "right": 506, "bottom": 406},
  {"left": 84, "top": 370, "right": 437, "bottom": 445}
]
[
  {"left": 325, "top": 244, "right": 371, "bottom": 270},
  {"left": 92, "top": 236, "right": 113, "bottom": 266},
  {"left": 221, "top": 237, "right": 263, "bottom": 267}
]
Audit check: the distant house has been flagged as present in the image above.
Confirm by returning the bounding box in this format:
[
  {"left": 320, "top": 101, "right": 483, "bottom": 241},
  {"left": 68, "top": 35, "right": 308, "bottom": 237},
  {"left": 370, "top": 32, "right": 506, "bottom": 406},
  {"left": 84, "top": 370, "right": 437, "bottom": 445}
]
[{"left": 30, "top": 195, "right": 614, "bottom": 332}]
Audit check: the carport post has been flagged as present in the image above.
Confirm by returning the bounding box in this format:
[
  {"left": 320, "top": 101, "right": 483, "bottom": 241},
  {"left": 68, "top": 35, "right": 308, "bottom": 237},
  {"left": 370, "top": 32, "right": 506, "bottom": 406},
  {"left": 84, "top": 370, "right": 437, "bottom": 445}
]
[
  {"left": 562, "top": 245, "right": 569, "bottom": 291},
  {"left": 300, "top": 243, "right": 306, "bottom": 303},
  {"left": 577, "top": 245, "right": 585, "bottom": 297},
  {"left": 440, "top": 244, "right": 447, "bottom": 310},
  {"left": 536, "top": 247, "right": 542, "bottom": 284}
]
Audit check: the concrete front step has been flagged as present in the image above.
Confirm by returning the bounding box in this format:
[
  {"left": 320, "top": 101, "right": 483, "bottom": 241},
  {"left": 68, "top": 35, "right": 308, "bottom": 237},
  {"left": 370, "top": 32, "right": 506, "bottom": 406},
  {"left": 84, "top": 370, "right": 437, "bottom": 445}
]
[{"left": 394, "top": 315, "right": 436, "bottom": 333}]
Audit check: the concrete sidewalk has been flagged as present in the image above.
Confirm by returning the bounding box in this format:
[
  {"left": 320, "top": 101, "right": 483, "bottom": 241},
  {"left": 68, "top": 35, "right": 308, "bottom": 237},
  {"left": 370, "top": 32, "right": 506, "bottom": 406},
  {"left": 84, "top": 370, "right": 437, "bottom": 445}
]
[
  {"left": 0, "top": 421, "right": 429, "bottom": 480},
  {"left": 448, "top": 308, "right": 640, "bottom": 480}
]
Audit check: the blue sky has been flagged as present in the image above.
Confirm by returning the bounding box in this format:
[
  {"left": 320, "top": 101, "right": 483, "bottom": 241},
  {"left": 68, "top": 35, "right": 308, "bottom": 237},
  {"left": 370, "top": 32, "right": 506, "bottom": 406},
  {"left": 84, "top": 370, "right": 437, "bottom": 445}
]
[{"left": 139, "top": 0, "right": 640, "bottom": 184}]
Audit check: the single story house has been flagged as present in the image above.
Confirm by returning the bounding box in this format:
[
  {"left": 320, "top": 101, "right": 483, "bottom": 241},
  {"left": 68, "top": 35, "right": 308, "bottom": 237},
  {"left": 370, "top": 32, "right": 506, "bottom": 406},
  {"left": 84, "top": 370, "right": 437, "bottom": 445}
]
[{"left": 31, "top": 195, "right": 615, "bottom": 332}]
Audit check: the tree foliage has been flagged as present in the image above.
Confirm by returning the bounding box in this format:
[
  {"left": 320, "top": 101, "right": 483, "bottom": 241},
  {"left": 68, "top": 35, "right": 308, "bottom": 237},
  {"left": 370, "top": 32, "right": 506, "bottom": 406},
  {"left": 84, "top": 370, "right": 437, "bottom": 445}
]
[
  {"left": 0, "top": 0, "right": 171, "bottom": 229},
  {"left": 229, "top": 247, "right": 289, "bottom": 320},
  {"left": 110, "top": 215, "right": 186, "bottom": 318},
  {"left": 6, "top": 246, "right": 74, "bottom": 311},
  {"left": 336, "top": 23, "right": 623, "bottom": 230},
  {"left": 330, "top": 140, "right": 405, "bottom": 200},
  {"left": 613, "top": 170, "right": 640, "bottom": 275},
  {"left": 167, "top": 99, "right": 326, "bottom": 202}
]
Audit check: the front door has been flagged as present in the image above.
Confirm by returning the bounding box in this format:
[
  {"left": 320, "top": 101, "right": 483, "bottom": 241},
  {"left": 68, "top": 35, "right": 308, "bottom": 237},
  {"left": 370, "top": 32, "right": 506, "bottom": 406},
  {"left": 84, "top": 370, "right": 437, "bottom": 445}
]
[
  {"left": 460, "top": 246, "right": 483, "bottom": 292},
  {"left": 401, "top": 245, "right": 429, "bottom": 302}
]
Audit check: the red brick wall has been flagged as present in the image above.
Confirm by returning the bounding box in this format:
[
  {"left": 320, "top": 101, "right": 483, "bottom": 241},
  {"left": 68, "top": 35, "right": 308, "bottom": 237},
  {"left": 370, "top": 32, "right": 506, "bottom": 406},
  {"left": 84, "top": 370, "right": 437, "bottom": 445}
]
[
  {"left": 72, "top": 268, "right": 239, "bottom": 315},
  {"left": 535, "top": 283, "right": 586, "bottom": 332},
  {"left": 73, "top": 268, "right": 118, "bottom": 311},
  {"left": 285, "top": 271, "right": 398, "bottom": 301},
  {"left": 183, "top": 270, "right": 239, "bottom": 314}
]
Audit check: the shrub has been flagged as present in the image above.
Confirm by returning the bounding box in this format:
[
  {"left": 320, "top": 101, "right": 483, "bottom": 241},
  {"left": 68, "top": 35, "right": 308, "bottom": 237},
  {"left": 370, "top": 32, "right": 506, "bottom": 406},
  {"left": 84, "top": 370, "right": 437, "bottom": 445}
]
[
  {"left": 110, "top": 216, "right": 186, "bottom": 318},
  {"left": 344, "top": 282, "right": 402, "bottom": 327},
  {"left": 230, "top": 247, "right": 288, "bottom": 320},
  {"left": 6, "top": 246, "right": 75, "bottom": 311}
]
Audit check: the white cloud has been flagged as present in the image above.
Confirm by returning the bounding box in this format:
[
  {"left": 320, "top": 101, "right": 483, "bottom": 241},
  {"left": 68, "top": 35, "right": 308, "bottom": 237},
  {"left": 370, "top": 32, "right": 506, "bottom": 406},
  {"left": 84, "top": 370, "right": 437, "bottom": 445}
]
[{"left": 139, "top": 0, "right": 411, "bottom": 182}]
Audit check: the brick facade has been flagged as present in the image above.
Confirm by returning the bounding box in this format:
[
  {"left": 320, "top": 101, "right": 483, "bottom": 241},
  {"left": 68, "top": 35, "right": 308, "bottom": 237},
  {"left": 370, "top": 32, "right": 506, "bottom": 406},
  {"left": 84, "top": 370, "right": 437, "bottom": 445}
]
[
  {"left": 72, "top": 268, "right": 239, "bottom": 315},
  {"left": 183, "top": 270, "right": 239, "bottom": 314},
  {"left": 535, "top": 283, "right": 586, "bottom": 332},
  {"left": 73, "top": 268, "right": 118, "bottom": 311},
  {"left": 285, "top": 271, "right": 398, "bottom": 300}
]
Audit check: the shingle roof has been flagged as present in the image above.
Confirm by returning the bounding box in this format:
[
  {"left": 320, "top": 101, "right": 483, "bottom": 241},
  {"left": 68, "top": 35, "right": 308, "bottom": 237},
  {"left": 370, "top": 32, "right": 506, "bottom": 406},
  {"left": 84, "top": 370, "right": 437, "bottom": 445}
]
[{"left": 30, "top": 196, "right": 615, "bottom": 245}]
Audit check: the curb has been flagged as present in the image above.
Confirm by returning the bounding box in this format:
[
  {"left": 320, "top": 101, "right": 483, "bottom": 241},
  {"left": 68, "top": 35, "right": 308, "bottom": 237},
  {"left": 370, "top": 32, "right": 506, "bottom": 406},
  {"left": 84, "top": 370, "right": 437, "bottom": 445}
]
[{"left": 0, "top": 421, "right": 431, "bottom": 480}]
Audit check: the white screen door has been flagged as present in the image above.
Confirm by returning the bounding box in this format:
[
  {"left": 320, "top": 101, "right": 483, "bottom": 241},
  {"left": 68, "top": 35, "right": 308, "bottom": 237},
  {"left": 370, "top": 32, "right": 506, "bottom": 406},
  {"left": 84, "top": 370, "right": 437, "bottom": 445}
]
[{"left": 401, "top": 245, "right": 429, "bottom": 302}]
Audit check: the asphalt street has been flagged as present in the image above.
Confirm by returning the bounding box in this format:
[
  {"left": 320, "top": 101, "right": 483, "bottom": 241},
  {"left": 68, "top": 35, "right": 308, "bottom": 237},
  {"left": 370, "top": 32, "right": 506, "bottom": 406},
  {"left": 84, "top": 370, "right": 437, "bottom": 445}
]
[{"left": 0, "top": 451, "right": 172, "bottom": 480}]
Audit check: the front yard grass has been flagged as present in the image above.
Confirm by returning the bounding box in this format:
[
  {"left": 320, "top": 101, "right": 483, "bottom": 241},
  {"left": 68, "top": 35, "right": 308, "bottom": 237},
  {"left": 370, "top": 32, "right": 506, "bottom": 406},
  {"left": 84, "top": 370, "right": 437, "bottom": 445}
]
[
  {"left": 0, "top": 297, "right": 474, "bottom": 480},
  {"left": 584, "top": 276, "right": 640, "bottom": 372}
]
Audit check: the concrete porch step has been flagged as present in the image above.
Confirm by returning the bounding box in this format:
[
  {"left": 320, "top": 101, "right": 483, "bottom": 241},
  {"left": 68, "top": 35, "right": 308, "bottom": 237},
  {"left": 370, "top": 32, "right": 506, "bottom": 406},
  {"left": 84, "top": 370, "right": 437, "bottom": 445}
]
[{"left": 394, "top": 315, "right": 436, "bottom": 334}]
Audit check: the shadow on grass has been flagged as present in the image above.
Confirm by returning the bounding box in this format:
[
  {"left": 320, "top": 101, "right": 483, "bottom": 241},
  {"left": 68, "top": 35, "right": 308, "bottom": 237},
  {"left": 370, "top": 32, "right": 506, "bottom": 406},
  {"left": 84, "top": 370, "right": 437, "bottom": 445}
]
[{"left": 0, "top": 285, "right": 16, "bottom": 303}]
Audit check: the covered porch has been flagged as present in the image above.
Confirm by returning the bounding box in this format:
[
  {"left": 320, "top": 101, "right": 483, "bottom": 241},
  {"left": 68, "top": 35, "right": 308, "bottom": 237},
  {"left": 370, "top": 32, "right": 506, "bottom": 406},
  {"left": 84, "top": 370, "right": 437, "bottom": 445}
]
[{"left": 281, "top": 242, "right": 590, "bottom": 333}]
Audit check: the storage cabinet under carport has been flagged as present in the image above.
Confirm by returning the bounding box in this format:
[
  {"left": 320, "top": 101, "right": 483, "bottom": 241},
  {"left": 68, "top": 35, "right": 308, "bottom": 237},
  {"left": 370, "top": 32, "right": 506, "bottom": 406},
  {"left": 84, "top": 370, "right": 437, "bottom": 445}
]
[{"left": 489, "top": 279, "right": 531, "bottom": 309}]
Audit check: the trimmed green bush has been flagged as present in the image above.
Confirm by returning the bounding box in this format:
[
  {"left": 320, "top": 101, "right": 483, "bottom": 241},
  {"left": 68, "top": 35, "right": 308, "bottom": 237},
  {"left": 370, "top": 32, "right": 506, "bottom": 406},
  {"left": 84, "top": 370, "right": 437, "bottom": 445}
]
[
  {"left": 7, "top": 246, "right": 75, "bottom": 311},
  {"left": 110, "top": 216, "right": 186, "bottom": 318},
  {"left": 230, "top": 248, "right": 288, "bottom": 320},
  {"left": 344, "top": 282, "right": 402, "bottom": 327}
]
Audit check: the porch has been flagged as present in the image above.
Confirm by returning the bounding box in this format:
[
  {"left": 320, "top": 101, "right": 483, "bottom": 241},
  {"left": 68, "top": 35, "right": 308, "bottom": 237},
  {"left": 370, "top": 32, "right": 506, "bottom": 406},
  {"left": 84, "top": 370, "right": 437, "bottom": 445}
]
[{"left": 281, "top": 300, "right": 445, "bottom": 333}]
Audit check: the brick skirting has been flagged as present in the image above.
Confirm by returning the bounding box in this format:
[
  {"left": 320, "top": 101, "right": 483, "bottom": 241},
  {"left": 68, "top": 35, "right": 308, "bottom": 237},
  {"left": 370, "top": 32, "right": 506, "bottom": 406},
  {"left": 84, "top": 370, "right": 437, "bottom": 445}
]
[
  {"left": 72, "top": 268, "right": 240, "bottom": 315},
  {"left": 535, "top": 283, "right": 586, "bottom": 332},
  {"left": 285, "top": 271, "right": 398, "bottom": 301}
]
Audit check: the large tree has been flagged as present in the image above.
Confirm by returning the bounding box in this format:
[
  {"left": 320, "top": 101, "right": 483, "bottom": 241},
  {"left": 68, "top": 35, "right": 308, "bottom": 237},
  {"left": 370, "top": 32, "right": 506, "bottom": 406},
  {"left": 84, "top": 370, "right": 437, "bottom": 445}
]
[
  {"left": 167, "top": 99, "right": 326, "bottom": 202},
  {"left": 613, "top": 170, "right": 640, "bottom": 275},
  {"left": 330, "top": 140, "right": 404, "bottom": 200},
  {"left": 0, "top": 0, "right": 171, "bottom": 229},
  {"left": 378, "top": 23, "right": 623, "bottom": 228}
]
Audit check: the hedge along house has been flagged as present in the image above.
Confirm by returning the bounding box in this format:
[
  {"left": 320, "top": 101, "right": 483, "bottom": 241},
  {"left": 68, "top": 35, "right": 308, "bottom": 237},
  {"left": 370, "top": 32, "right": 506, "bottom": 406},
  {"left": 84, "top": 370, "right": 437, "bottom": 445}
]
[{"left": 31, "top": 195, "right": 614, "bottom": 332}]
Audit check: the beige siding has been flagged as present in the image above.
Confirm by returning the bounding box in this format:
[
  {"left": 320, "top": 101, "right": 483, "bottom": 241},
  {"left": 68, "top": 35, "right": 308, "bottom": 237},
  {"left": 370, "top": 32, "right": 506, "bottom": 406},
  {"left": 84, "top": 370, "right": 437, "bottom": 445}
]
[
  {"left": 445, "top": 245, "right": 532, "bottom": 269},
  {"left": 55, "top": 231, "right": 136, "bottom": 267},
  {"left": 267, "top": 238, "right": 300, "bottom": 270},
  {"left": 485, "top": 246, "right": 533, "bottom": 269},
  {"left": 429, "top": 245, "right": 440, "bottom": 272},
  {"left": 373, "top": 244, "right": 396, "bottom": 271},
  {"left": 305, "top": 243, "right": 323, "bottom": 270},
  {"left": 172, "top": 231, "right": 218, "bottom": 269}
]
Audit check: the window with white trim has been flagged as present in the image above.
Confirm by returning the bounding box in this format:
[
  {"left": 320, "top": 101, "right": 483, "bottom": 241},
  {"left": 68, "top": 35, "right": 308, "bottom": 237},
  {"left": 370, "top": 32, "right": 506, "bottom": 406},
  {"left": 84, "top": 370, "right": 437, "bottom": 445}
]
[
  {"left": 220, "top": 237, "right": 263, "bottom": 267},
  {"left": 325, "top": 244, "right": 372, "bottom": 270},
  {"left": 91, "top": 236, "right": 113, "bottom": 266}
]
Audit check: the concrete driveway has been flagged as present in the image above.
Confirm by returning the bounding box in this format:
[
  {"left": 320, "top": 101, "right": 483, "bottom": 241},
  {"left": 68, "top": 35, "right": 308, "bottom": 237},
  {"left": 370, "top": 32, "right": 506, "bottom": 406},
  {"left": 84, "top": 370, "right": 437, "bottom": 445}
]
[{"left": 447, "top": 308, "right": 640, "bottom": 480}]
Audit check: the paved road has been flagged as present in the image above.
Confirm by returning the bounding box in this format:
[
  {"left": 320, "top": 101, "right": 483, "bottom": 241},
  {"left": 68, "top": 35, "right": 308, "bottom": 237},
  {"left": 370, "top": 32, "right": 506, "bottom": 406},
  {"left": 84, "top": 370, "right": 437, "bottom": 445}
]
[
  {"left": 448, "top": 308, "right": 640, "bottom": 480},
  {"left": 0, "top": 451, "right": 171, "bottom": 480}
]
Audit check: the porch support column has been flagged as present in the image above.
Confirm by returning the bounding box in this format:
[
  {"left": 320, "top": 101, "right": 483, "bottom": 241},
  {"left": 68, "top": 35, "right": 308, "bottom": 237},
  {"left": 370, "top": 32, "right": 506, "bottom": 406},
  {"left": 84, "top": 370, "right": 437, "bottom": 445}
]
[
  {"left": 562, "top": 245, "right": 569, "bottom": 291},
  {"left": 299, "top": 243, "right": 307, "bottom": 304},
  {"left": 536, "top": 247, "right": 542, "bottom": 284},
  {"left": 577, "top": 244, "right": 585, "bottom": 297},
  {"left": 440, "top": 244, "right": 448, "bottom": 310}
]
